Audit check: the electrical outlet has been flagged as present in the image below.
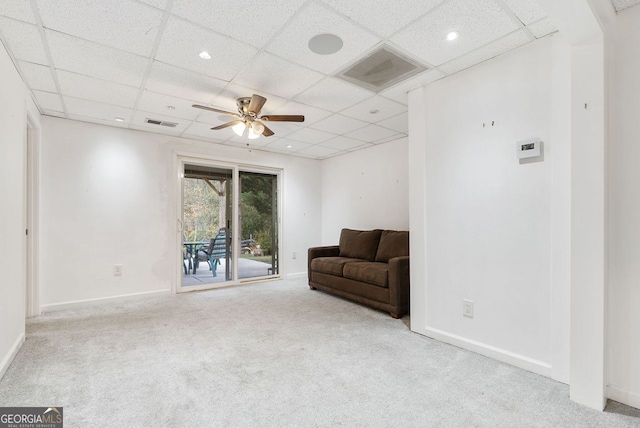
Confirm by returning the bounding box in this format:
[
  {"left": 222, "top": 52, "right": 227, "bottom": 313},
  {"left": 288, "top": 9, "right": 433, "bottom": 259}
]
[
  {"left": 463, "top": 300, "right": 474, "bottom": 318},
  {"left": 114, "top": 264, "right": 122, "bottom": 277},
  {"left": 292, "top": 251, "right": 297, "bottom": 259}
]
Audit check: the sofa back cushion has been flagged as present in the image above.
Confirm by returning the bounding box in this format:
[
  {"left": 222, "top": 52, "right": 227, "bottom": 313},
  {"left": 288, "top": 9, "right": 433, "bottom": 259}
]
[
  {"left": 375, "top": 230, "right": 409, "bottom": 263},
  {"left": 339, "top": 229, "right": 382, "bottom": 261}
]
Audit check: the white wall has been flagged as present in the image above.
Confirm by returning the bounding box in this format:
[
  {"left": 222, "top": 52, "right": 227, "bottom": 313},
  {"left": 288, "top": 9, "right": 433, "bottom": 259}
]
[
  {"left": 408, "top": 35, "right": 571, "bottom": 380},
  {"left": 0, "top": 41, "right": 41, "bottom": 378},
  {"left": 321, "top": 139, "right": 409, "bottom": 244},
  {"left": 608, "top": 5, "right": 640, "bottom": 409},
  {"left": 39, "top": 117, "right": 322, "bottom": 308}
]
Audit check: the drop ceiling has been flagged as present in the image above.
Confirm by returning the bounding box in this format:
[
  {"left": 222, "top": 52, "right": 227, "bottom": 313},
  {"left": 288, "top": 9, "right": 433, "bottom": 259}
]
[{"left": 0, "top": 0, "right": 563, "bottom": 159}]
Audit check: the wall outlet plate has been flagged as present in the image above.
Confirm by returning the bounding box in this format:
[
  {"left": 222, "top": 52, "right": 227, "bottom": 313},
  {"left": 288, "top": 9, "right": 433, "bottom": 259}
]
[
  {"left": 114, "top": 264, "right": 122, "bottom": 276},
  {"left": 516, "top": 137, "right": 541, "bottom": 159},
  {"left": 463, "top": 299, "right": 474, "bottom": 318}
]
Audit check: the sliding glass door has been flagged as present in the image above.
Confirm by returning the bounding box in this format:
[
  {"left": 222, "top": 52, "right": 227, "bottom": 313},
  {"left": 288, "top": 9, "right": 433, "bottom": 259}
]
[
  {"left": 180, "top": 163, "right": 233, "bottom": 289},
  {"left": 176, "top": 157, "right": 281, "bottom": 293},
  {"left": 239, "top": 171, "right": 278, "bottom": 279}
]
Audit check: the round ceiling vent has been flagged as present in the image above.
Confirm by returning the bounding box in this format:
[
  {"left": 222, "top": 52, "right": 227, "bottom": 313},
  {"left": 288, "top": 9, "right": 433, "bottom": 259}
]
[{"left": 308, "top": 33, "right": 344, "bottom": 55}]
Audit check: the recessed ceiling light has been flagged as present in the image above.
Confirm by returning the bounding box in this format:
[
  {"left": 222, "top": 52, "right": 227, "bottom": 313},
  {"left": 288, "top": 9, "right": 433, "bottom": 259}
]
[
  {"left": 446, "top": 31, "right": 459, "bottom": 41},
  {"left": 199, "top": 51, "right": 212, "bottom": 60},
  {"left": 286, "top": 145, "right": 292, "bottom": 148},
  {"left": 114, "top": 117, "right": 125, "bottom": 122},
  {"left": 167, "top": 105, "right": 175, "bottom": 110},
  {"left": 308, "top": 33, "right": 343, "bottom": 55},
  {"left": 369, "top": 109, "right": 379, "bottom": 115}
]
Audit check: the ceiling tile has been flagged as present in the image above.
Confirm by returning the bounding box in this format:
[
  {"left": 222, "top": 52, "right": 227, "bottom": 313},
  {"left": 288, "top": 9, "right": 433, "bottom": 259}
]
[
  {"left": 294, "top": 77, "right": 374, "bottom": 111},
  {"left": 225, "top": 133, "right": 271, "bottom": 147},
  {"left": 264, "top": 138, "right": 311, "bottom": 153},
  {"left": 376, "top": 112, "right": 408, "bottom": 133},
  {"left": 257, "top": 122, "right": 304, "bottom": 139},
  {"left": 320, "top": 135, "right": 368, "bottom": 151},
  {"left": 502, "top": 0, "right": 547, "bottom": 25},
  {"left": 276, "top": 101, "right": 332, "bottom": 126},
  {"left": 375, "top": 133, "right": 407, "bottom": 144},
  {"left": 320, "top": 0, "right": 442, "bottom": 38},
  {"left": 57, "top": 70, "right": 139, "bottom": 107},
  {"left": 46, "top": 30, "right": 148, "bottom": 87},
  {"left": 182, "top": 121, "right": 228, "bottom": 141},
  {"left": 64, "top": 96, "right": 133, "bottom": 122},
  {"left": 137, "top": 0, "right": 168, "bottom": 9},
  {"left": 309, "top": 114, "right": 368, "bottom": 135},
  {"left": 390, "top": 0, "right": 519, "bottom": 66},
  {"left": 0, "top": 17, "right": 49, "bottom": 64},
  {"left": 347, "top": 142, "right": 374, "bottom": 152},
  {"left": 137, "top": 90, "right": 204, "bottom": 120},
  {"left": 155, "top": 16, "right": 258, "bottom": 81},
  {"left": 232, "top": 52, "right": 325, "bottom": 99},
  {"left": 379, "top": 69, "right": 446, "bottom": 105},
  {"left": 296, "top": 145, "right": 342, "bottom": 159},
  {"left": 0, "top": 1, "right": 36, "bottom": 24},
  {"left": 287, "top": 127, "right": 336, "bottom": 144},
  {"left": 340, "top": 95, "right": 406, "bottom": 123},
  {"left": 171, "top": 0, "right": 307, "bottom": 48},
  {"left": 344, "top": 123, "right": 396, "bottom": 142},
  {"left": 438, "top": 29, "right": 532, "bottom": 75},
  {"left": 612, "top": 0, "right": 640, "bottom": 11},
  {"left": 33, "top": 90, "right": 63, "bottom": 112},
  {"left": 18, "top": 61, "right": 56, "bottom": 92},
  {"left": 527, "top": 18, "right": 558, "bottom": 39},
  {"left": 145, "top": 61, "right": 225, "bottom": 103},
  {"left": 131, "top": 110, "right": 189, "bottom": 133},
  {"left": 266, "top": 3, "right": 380, "bottom": 74},
  {"left": 38, "top": 0, "right": 163, "bottom": 56}
]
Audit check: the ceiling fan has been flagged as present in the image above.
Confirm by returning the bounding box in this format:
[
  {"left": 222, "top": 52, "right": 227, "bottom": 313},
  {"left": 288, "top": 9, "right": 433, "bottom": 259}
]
[{"left": 192, "top": 94, "right": 304, "bottom": 139}]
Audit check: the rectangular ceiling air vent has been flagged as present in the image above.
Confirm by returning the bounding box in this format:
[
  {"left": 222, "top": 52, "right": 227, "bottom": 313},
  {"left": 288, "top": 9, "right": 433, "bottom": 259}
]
[
  {"left": 336, "top": 45, "right": 428, "bottom": 92},
  {"left": 145, "top": 118, "right": 178, "bottom": 128}
]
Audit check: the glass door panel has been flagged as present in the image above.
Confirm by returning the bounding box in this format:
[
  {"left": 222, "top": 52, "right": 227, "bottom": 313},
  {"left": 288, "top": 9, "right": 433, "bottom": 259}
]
[
  {"left": 238, "top": 171, "right": 278, "bottom": 279},
  {"left": 181, "top": 163, "right": 233, "bottom": 288}
]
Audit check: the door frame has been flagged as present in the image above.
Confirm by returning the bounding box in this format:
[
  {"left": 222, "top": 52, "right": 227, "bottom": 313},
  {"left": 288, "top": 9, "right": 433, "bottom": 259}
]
[
  {"left": 25, "top": 114, "right": 40, "bottom": 317},
  {"left": 173, "top": 151, "right": 283, "bottom": 294}
]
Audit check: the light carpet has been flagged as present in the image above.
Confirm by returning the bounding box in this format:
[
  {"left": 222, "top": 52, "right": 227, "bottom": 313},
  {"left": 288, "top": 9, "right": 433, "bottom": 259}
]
[{"left": 0, "top": 278, "right": 638, "bottom": 427}]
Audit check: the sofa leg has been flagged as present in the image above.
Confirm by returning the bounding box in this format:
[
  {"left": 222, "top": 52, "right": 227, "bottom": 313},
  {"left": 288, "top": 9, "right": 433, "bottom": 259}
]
[
  {"left": 309, "top": 285, "right": 317, "bottom": 290},
  {"left": 390, "top": 312, "right": 400, "bottom": 319}
]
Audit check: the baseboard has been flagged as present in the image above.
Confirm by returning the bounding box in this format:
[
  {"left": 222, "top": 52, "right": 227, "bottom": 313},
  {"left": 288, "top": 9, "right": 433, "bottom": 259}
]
[
  {"left": 41, "top": 289, "right": 171, "bottom": 312},
  {"left": 422, "top": 326, "right": 552, "bottom": 378},
  {"left": 0, "top": 333, "right": 25, "bottom": 381},
  {"left": 608, "top": 384, "right": 640, "bottom": 410},
  {"left": 286, "top": 272, "right": 307, "bottom": 280}
]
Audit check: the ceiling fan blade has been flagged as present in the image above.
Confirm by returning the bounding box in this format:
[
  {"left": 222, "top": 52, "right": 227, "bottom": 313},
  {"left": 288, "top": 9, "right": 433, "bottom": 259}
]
[
  {"left": 192, "top": 104, "right": 241, "bottom": 118},
  {"left": 260, "top": 115, "right": 305, "bottom": 122},
  {"left": 261, "top": 123, "right": 274, "bottom": 137},
  {"left": 248, "top": 94, "right": 267, "bottom": 115},
  {"left": 211, "top": 120, "right": 244, "bottom": 130}
]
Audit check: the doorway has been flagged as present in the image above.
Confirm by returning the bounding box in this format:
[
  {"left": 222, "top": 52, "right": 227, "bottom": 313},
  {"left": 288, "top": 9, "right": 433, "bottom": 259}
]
[{"left": 175, "top": 155, "right": 282, "bottom": 293}]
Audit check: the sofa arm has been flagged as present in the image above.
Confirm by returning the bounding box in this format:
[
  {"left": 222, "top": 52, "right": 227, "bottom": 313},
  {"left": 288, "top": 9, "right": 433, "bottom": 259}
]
[
  {"left": 308, "top": 246, "right": 340, "bottom": 280},
  {"left": 388, "top": 256, "right": 410, "bottom": 312}
]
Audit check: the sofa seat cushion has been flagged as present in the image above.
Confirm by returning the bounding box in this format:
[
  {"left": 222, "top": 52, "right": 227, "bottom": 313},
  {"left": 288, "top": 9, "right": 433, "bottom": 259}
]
[
  {"left": 311, "top": 257, "right": 367, "bottom": 276},
  {"left": 343, "top": 262, "right": 389, "bottom": 288}
]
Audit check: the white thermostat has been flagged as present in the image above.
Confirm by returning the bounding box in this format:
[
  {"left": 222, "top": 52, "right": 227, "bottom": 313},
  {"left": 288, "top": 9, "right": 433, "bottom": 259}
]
[{"left": 516, "top": 138, "right": 541, "bottom": 159}]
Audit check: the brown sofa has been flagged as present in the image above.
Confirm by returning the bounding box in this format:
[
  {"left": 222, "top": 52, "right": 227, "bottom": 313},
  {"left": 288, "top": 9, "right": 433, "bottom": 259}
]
[{"left": 308, "top": 228, "right": 410, "bottom": 318}]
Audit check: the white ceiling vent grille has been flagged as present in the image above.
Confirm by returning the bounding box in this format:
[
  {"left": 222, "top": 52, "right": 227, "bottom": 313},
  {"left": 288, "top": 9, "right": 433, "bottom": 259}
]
[
  {"left": 145, "top": 118, "right": 178, "bottom": 128},
  {"left": 336, "top": 45, "right": 428, "bottom": 92}
]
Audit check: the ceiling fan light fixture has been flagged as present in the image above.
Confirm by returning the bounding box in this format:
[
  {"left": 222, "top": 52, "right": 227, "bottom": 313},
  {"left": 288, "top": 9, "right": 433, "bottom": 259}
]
[
  {"left": 252, "top": 122, "right": 265, "bottom": 135},
  {"left": 248, "top": 126, "right": 260, "bottom": 140},
  {"left": 232, "top": 122, "right": 246, "bottom": 136}
]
